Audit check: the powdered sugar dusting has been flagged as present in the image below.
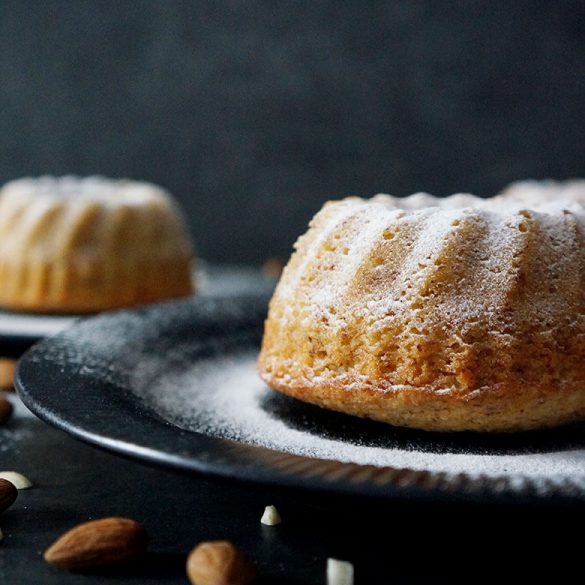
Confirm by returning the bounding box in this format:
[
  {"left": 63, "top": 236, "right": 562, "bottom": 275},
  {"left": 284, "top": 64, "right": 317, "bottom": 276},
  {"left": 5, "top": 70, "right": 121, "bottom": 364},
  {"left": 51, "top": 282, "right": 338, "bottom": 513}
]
[
  {"left": 260, "top": 180, "right": 585, "bottom": 412},
  {"left": 25, "top": 292, "right": 585, "bottom": 490},
  {"left": 133, "top": 351, "right": 585, "bottom": 480},
  {"left": 0, "top": 175, "right": 169, "bottom": 205},
  {"left": 280, "top": 181, "right": 585, "bottom": 330}
]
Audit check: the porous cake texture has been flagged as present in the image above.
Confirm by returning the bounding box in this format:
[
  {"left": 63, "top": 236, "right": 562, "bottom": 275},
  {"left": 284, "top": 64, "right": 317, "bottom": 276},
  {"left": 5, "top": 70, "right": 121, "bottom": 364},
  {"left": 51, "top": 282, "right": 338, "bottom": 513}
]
[
  {"left": 0, "top": 176, "right": 194, "bottom": 313},
  {"left": 258, "top": 181, "right": 585, "bottom": 432}
]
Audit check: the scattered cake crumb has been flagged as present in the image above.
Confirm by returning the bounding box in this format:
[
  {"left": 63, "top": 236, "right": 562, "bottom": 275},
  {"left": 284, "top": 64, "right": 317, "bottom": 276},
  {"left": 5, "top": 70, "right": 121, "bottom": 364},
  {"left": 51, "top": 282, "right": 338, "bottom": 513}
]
[
  {"left": 260, "top": 505, "right": 281, "bottom": 526},
  {"left": 327, "top": 558, "right": 354, "bottom": 585}
]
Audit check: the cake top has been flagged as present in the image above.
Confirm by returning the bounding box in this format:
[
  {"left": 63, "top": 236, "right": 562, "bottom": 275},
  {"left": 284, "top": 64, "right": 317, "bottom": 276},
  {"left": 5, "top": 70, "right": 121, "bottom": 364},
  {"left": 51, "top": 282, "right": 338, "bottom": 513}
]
[
  {"left": 0, "top": 176, "right": 172, "bottom": 207},
  {"left": 0, "top": 175, "right": 192, "bottom": 262},
  {"left": 274, "top": 179, "right": 585, "bottom": 337},
  {"left": 370, "top": 179, "right": 585, "bottom": 213}
]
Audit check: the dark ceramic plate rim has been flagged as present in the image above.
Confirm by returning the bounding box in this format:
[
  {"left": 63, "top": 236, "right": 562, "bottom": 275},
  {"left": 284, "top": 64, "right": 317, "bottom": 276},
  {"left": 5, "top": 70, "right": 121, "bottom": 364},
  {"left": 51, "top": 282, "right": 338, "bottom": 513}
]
[{"left": 14, "top": 294, "right": 585, "bottom": 505}]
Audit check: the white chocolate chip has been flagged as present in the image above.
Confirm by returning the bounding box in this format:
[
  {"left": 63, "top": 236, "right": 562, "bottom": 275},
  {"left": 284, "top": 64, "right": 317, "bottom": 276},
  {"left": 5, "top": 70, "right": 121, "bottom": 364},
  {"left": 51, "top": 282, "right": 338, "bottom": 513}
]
[
  {"left": 327, "top": 558, "right": 354, "bottom": 585},
  {"left": 260, "top": 505, "right": 282, "bottom": 526},
  {"left": 0, "top": 471, "right": 32, "bottom": 490}
]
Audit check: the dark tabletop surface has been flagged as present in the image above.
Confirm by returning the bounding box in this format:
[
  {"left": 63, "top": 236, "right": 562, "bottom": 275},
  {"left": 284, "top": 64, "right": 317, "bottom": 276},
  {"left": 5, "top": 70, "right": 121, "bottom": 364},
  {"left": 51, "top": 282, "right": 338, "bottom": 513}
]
[
  {"left": 1, "top": 267, "right": 583, "bottom": 583},
  {"left": 1, "top": 392, "right": 584, "bottom": 584}
]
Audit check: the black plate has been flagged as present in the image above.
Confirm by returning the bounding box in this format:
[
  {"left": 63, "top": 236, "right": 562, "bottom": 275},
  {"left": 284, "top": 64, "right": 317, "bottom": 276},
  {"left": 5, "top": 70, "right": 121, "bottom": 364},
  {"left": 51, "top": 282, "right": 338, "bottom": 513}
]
[
  {"left": 0, "top": 264, "right": 273, "bottom": 357},
  {"left": 15, "top": 294, "right": 585, "bottom": 504}
]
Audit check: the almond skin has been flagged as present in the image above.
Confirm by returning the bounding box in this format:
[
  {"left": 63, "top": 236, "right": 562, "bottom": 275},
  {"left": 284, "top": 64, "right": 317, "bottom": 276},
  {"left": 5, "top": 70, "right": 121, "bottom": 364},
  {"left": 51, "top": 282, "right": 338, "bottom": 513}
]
[
  {"left": 187, "top": 540, "right": 256, "bottom": 585},
  {"left": 0, "top": 359, "right": 16, "bottom": 391},
  {"left": 44, "top": 517, "right": 147, "bottom": 571},
  {"left": 0, "top": 396, "right": 12, "bottom": 425},
  {"left": 0, "top": 479, "right": 17, "bottom": 514}
]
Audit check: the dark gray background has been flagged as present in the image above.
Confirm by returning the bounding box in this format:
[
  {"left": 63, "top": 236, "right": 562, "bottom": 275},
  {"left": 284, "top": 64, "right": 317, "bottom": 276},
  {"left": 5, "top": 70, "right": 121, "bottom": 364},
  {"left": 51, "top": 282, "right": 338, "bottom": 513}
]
[{"left": 1, "top": 1, "right": 584, "bottom": 264}]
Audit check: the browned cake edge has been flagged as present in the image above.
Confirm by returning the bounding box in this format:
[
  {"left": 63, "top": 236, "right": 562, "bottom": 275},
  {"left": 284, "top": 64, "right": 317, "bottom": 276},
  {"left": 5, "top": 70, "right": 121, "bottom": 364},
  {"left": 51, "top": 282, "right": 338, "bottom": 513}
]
[
  {"left": 0, "top": 255, "right": 193, "bottom": 313},
  {"left": 257, "top": 356, "right": 585, "bottom": 432}
]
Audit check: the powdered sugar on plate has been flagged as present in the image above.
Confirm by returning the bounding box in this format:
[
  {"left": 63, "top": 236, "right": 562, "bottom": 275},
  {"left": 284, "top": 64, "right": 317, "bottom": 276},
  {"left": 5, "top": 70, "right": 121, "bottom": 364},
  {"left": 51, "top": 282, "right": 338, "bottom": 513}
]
[
  {"left": 132, "top": 350, "right": 585, "bottom": 480},
  {"left": 24, "top": 293, "right": 585, "bottom": 491}
]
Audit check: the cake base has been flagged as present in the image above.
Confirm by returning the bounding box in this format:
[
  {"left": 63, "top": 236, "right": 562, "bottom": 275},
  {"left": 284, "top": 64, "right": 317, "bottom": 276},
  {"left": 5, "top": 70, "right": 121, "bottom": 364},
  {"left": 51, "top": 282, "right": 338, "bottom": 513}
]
[
  {"left": 259, "top": 367, "right": 585, "bottom": 433},
  {"left": 0, "top": 256, "right": 193, "bottom": 314}
]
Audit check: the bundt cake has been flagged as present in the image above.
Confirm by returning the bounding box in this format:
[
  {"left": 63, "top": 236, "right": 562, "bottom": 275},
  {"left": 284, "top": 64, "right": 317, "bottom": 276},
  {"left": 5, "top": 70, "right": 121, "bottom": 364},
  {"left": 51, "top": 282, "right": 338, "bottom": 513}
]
[
  {"left": 0, "top": 176, "right": 194, "bottom": 313},
  {"left": 258, "top": 180, "right": 585, "bottom": 432}
]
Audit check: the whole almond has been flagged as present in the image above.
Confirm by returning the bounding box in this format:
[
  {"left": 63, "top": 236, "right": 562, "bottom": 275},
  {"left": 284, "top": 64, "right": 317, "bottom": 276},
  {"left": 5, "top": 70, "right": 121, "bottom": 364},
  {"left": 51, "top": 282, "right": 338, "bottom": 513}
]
[
  {"left": 0, "top": 396, "right": 12, "bottom": 425},
  {"left": 0, "top": 479, "right": 17, "bottom": 514},
  {"left": 44, "top": 517, "right": 147, "bottom": 571},
  {"left": 187, "top": 540, "right": 256, "bottom": 585},
  {"left": 0, "top": 359, "right": 16, "bottom": 391}
]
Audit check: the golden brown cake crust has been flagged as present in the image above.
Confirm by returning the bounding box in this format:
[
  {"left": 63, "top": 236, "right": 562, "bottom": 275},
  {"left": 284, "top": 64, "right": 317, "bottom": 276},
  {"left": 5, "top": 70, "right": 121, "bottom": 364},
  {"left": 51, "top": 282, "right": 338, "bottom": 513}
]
[
  {"left": 258, "top": 368, "right": 585, "bottom": 433},
  {"left": 0, "top": 256, "right": 193, "bottom": 314},
  {"left": 0, "top": 176, "right": 194, "bottom": 313},
  {"left": 258, "top": 181, "right": 585, "bottom": 432}
]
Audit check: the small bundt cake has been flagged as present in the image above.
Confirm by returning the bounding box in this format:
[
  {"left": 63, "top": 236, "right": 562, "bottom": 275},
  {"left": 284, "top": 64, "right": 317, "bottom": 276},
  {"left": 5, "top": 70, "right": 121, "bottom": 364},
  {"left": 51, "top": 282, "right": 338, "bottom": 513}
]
[
  {"left": 258, "top": 181, "right": 585, "bottom": 432},
  {"left": 0, "top": 176, "right": 194, "bottom": 313}
]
